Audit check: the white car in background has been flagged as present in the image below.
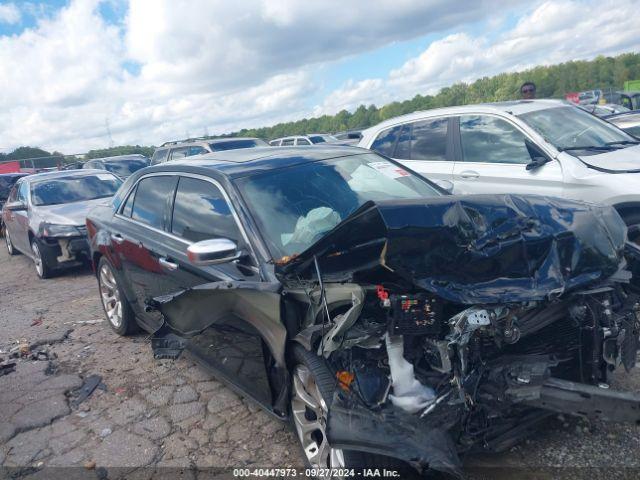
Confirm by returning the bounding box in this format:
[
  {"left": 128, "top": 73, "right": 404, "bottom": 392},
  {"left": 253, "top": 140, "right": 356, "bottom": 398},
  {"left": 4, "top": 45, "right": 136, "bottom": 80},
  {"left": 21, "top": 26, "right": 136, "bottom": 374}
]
[
  {"left": 359, "top": 99, "right": 640, "bottom": 234},
  {"left": 269, "top": 134, "right": 338, "bottom": 146}
]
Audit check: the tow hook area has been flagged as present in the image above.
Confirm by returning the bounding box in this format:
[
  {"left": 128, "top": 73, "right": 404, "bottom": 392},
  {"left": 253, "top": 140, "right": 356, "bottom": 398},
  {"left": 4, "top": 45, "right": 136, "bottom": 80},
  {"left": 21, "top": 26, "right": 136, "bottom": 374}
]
[{"left": 521, "top": 377, "right": 640, "bottom": 423}]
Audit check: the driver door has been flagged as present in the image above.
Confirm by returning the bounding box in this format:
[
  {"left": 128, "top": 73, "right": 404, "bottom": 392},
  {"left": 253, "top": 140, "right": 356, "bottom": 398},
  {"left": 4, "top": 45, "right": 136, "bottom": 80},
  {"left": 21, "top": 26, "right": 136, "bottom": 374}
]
[{"left": 451, "top": 114, "right": 564, "bottom": 197}]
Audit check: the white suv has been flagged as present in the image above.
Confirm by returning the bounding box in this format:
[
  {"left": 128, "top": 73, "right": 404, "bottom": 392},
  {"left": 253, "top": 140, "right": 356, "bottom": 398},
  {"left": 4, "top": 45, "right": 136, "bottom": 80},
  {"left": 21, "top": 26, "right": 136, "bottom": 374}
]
[
  {"left": 359, "top": 99, "right": 640, "bottom": 232},
  {"left": 269, "top": 134, "right": 338, "bottom": 146}
]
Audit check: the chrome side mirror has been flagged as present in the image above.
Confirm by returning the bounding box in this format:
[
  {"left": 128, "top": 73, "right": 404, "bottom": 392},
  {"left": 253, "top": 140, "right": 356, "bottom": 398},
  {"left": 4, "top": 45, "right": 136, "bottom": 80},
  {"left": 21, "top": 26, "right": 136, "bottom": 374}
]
[{"left": 186, "top": 238, "right": 240, "bottom": 265}]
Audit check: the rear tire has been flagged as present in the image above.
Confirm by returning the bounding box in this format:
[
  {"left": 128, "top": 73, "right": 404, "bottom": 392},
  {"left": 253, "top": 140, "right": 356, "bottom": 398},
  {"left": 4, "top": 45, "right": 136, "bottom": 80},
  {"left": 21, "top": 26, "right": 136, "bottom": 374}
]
[
  {"left": 31, "top": 239, "right": 53, "bottom": 279},
  {"left": 97, "top": 257, "right": 139, "bottom": 336},
  {"left": 289, "top": 344, "right": 418, "bottom": 478}
]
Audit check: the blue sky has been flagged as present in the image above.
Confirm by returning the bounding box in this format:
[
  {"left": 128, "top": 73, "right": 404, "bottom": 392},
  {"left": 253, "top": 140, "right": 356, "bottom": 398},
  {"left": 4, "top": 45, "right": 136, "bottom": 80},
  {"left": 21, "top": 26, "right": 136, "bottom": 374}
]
[{"left": 0, "top": 0, "right": 638, "bottom": 152}]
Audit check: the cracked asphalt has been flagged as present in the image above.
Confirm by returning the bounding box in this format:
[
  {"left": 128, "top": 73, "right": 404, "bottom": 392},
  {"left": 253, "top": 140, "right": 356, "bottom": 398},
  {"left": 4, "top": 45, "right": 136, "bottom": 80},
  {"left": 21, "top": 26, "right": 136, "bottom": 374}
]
[
  {"left": 0, "top": 247, "right": 300, "bottom": 479},
  {"left": 2, "top": 245, "right": 640, "bottom": 479}
]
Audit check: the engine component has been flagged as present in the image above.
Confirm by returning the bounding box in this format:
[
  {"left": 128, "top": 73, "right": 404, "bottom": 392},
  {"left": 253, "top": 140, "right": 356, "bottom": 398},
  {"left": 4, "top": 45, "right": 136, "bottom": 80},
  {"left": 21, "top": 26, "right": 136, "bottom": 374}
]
[
  {"left": 387, "top": 293, "right": 443, "bottom": 336},
  {"left": 385, "top": 334, "right": 435, "bottom": 413}
]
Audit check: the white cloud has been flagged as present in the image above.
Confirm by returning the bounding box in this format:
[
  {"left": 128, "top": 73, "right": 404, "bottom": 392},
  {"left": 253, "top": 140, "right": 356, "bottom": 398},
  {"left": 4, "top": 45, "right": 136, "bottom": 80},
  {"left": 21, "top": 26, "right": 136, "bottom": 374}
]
[
  {"left": 0, "top": 2, "right": 21, "bottom": 24},
  {"left": 0, "top": 0, "right": 638, "bottom": 152},
  {"left": 0, "top": 0, "right": 523, "bottom": 152},
  {"left": 318, "top": 0, "right": 640, "bottom": 115}
]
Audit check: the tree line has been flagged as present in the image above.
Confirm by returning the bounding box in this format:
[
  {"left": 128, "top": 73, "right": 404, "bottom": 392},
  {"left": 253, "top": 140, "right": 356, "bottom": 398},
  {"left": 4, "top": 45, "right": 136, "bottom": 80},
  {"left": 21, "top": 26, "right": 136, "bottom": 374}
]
[{"left": 2, "top": 52, "right": 640, "bottom": 161}]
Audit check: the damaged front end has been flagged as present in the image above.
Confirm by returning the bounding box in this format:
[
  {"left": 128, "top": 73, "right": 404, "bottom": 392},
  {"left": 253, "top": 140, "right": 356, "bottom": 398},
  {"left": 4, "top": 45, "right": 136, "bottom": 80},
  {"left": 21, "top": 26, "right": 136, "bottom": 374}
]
[{"left": 280, "top": 195, "right": 640, "bottom": 477}]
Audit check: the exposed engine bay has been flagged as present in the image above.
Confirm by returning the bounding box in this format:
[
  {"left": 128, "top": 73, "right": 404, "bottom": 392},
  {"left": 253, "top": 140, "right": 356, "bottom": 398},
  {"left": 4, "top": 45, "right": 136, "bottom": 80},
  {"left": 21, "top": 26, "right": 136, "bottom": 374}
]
[
  {"left": 151, "top": 194, "right": 640, "bottom": 478},
  {"left": 279, "top": 196, "right": 640, "bottom": 477}
]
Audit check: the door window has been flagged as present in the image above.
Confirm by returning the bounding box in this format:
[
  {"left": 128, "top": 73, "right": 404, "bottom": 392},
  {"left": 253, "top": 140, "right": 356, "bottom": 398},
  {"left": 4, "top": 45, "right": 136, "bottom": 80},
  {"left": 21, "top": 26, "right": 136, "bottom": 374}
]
[
  {"left": 392, "top": 119, "right": 449, "bottom": 161},
  {"left": 281, "top": 138, "right": 295, "bottom": 146},
  {"left": 120, "top": 186, "right": 136, "bottom": 217},
  {"left": 171, "top": 177, "right": 240, "bottom": 243},
  {"left": 151, "top": 149, "right": 169, "bottom": 165},
  {"left": 459, "top": 115, "right": 531, "bottom": 164},
  {"left": 394, "top": 124, "right": 412, "bottom": 159},
  {"left": 130, "top": 176, "right": 176, "bottom": 230},
  {"left": 410, "top": 118, "right": 448, "bottom": 161},
  {"left": 17, "top": 182, "right": 29, "bottom": 204},
  {"left": 370, "top": 125, "right": 402, "bottom": 156},
  {"left": 170, "top": 147, "right": 190, "bottom": 160},
  {"left": 296, "top": 138, "right": 311, "bottom": 145},
  {"left": 188, "top": 146, "right": 208, "bottom": 156}
]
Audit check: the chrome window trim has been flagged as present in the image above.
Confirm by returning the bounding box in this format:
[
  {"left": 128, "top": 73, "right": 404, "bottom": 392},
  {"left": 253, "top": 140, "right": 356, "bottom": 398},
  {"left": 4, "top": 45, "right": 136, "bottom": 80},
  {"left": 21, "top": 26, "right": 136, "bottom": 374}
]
[{"left": 114, "top": 171, "right": 258, "bottom": 260}]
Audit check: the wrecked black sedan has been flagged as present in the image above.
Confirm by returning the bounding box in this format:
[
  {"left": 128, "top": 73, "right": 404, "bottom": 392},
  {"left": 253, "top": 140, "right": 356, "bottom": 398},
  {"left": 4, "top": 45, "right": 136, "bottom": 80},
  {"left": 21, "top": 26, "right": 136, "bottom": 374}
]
[{"left": 87, "top": 146, "right": 640, "bottom": 478}]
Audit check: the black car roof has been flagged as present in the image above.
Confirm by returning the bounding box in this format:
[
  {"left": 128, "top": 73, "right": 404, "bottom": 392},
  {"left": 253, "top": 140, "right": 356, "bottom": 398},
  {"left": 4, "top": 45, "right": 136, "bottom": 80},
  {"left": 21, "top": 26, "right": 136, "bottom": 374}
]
[{"left": 145, "top": 146, "right": 370, "bottom": 179}]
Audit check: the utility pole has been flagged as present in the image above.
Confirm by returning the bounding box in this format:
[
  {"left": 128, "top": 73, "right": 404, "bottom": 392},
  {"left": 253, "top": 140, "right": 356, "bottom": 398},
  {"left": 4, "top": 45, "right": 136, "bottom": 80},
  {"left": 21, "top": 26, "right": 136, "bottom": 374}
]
[{"left": 105, "top": 118, "right": 114, "bottom": 148}]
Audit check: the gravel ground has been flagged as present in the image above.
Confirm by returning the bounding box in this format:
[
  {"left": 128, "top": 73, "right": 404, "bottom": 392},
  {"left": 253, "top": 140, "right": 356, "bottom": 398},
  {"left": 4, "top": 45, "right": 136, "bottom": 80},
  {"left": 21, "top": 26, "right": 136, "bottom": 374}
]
[{"left": 1, "top": 245, "right": 640, "bottom": 479}]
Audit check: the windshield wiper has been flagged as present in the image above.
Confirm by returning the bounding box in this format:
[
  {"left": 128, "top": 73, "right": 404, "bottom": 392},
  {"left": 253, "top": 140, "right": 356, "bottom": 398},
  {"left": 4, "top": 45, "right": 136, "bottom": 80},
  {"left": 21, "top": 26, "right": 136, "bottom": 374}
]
[
  {"left": 558, "top": 145, "right": 620, "bottom": 152},
  {"left": 605, "top": 140, "right": 640, "bottom": 146}
]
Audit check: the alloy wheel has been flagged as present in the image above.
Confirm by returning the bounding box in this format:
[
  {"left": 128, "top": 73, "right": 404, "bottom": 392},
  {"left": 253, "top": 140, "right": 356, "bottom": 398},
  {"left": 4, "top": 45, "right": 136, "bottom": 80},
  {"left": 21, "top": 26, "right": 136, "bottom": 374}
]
[
  {"left": 291, "top": 365, "right": 345, "bottom": 473},
  {"left": 31, "top": 241, "right": 43, "bottom": 277},
  {"left": 5, "top": 229, "right": 13, "bottom": 254},
  {"left": 99, "top": 263, "right": 123, "bottom": 328}
]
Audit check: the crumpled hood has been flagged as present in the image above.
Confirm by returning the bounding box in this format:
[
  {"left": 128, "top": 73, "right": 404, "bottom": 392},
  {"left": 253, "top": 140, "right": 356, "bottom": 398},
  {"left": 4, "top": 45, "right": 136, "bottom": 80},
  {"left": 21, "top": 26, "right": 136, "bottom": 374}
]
[
  {"left": 278, "top": 194, "right": 628, "bottom": 304},
  {"left": 34, "top": 197, "right": 110, "bottom": 226},
  {"left": 577, "top": 144, "right": 640, "bottom": 172}
]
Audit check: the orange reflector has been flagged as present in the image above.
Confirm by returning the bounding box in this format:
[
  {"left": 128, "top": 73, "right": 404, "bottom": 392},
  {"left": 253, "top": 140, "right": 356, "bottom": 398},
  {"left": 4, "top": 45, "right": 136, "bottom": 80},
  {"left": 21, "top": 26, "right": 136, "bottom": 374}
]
[{"left": 336, "top": 370, "right": 355, "bottom": 391}]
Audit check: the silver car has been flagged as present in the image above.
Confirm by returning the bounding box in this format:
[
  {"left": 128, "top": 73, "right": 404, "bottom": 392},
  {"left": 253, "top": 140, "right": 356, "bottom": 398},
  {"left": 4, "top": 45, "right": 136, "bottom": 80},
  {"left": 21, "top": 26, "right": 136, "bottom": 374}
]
[{"left": 2, "top": 170, "right": 122, "bottom": 278}]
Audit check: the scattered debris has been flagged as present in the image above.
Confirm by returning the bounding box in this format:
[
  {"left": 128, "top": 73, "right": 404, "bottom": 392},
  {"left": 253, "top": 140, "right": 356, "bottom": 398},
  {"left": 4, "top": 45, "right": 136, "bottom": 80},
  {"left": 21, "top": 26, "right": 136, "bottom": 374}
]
[
  {"left": 114, "top": 387, "right": 127, "bottom": 396},
  {"left": 71, "top": 374, "right": 104, "bottom": 407},
  {"left": 19, "top": 341, "right": 30, "bottom": 357},
  {"left": 30, "top": 350, "right": 50, "bottom": 361},
  {"left": 99, "top": 428, "right": 112, "bottom": 438},
  {"left": 84, "top": 460, "right": 96, "bottom": 470},
  {"left": 0, "top": 362, "right": 16, "bottom": 377},
  {"left": 64, "top": 319, "right": 105, "bottom": 325},
  {"left": 31, "top": 318, "right": 43, "bottom": 327}
]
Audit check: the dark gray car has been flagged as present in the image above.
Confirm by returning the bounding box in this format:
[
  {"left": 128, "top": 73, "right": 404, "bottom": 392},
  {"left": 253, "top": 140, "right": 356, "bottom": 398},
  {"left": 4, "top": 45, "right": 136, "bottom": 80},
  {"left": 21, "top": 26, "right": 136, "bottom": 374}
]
[
  {"left": 82, "top": 154, "right": 150, "bottom": 179},
  {"left": 2, "top": 170, "right": 122, "bottom": 278}
]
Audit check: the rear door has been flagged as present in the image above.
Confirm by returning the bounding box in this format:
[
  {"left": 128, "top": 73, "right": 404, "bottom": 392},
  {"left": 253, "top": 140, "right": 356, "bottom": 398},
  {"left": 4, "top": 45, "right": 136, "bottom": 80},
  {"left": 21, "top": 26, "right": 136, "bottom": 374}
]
[
  {"left": 371, "top": 119, "right": 455, "bottom": 187},
  {"left": 451, "top": 114, "right": 564, "bottom": 196},
  {"left": 110, "top": 174, "right": 178, "bottom": 330}
]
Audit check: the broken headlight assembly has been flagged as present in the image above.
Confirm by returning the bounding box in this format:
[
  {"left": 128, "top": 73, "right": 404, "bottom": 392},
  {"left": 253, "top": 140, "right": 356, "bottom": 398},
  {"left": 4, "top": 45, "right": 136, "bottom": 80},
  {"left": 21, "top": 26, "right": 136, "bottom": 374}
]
[{"left": 41, "top": 223, "right": 84, "bottom": 238}]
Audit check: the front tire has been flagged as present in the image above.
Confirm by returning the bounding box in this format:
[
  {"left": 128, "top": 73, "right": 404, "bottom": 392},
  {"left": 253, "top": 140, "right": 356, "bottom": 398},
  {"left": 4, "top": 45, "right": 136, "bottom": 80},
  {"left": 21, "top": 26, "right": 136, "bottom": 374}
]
[
  {"left": 289, "top": 345, "right": 415, "bottom": 477},
  {"left": 31, "top": 239, "right": 53, "bottom": 279},
  {"left": 97, "top": 257, "right": 138, "bottom": 336},
  {"left": 5, "top": 228, "right": 18, "bottom": 256}
]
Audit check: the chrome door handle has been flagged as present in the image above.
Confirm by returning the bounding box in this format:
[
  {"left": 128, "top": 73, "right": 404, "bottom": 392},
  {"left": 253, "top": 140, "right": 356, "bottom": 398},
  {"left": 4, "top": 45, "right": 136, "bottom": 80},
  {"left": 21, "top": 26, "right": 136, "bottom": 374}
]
[
  {"left": 460, "top": 170, "right": 480, "bottom": 179},
  {"left": 159, "top": 257, "right": 179, "bottom": 271},
  {"left": 110, "top": 233, "right": 125, "bottom": 245}
]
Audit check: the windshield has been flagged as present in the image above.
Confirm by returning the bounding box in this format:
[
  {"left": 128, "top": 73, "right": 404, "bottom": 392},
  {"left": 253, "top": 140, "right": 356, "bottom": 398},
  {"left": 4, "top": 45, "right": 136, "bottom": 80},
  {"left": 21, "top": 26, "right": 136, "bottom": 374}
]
[
  {"left": 31, "top": 174, "right": 122, "bottom": 206},
  {"left": 210, "top": 139, "right": 266, "bottom": 151},
  {"left": 103, "top": 159, "right": 149, "bottom": 177},
  {"left": 309, "top": 135, "right": 337, "bottom": 144},
  {"left": 236, "top": 153, "right": 441, "bottom": 259},
  {"left": 518, "top": 106, "right": 637, "bottom": 153}
]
